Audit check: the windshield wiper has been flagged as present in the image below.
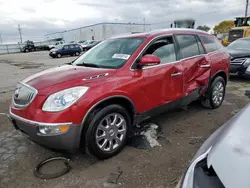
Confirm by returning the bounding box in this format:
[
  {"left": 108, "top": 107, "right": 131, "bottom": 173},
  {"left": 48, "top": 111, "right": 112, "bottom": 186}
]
[{"left": 76, "top": 63, "right": 99, "bottom": 68}]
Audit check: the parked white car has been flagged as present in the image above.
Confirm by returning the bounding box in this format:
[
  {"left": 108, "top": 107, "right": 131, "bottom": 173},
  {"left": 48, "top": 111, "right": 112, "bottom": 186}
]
[{"left": 48, "top": 41, "right": 65, "bottom": 50}]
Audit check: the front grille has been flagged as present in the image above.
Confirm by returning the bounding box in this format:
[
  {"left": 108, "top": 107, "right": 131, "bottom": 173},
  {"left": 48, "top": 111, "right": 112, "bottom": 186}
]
[
  {"left": 13, "top": 83, "right": 37, "bottom": 108},
  {"left": 228, "top": 29, "right": 244, "bottom": 42},
  {"left": 230, "top": 58, "right": 246, "bottom": 65}
]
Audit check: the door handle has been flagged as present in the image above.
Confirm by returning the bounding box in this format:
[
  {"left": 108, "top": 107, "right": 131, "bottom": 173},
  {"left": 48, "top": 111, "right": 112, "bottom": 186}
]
[
  {"left": 171, "top": 72, "right": 182, "bottom": 77},
  {"left": 199, "top": 64, "right": 211, "bottom": 68}
]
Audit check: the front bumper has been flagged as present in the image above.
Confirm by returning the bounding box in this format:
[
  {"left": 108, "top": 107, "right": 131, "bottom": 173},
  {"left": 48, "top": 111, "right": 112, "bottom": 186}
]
[
  {"left": 230, "top": 64, "right": 250, "bottom": 78},
  {"left": 49, "top": 53, "right": 57, "bottom": 57},
  {"left": 9, "top": 111, "right": 81, "bottom": 150}
]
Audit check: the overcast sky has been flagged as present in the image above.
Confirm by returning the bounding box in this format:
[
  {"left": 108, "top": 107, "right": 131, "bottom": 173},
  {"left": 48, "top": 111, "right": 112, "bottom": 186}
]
[{"left": 0, "top": 0, "right": 247, "bottom": 43}]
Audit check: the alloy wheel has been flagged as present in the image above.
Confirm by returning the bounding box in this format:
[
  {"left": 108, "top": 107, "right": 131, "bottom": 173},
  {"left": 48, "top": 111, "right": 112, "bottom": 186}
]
[
  {"left": 95, "top": 113, "right": 127, "bottom": 152},
  {"left": 212, "top": 81, "right": 224, "bottom": 105}
]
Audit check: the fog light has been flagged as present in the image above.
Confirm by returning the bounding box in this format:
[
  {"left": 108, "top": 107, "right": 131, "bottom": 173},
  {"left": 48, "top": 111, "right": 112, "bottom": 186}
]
[{"left": 38, "top": 125, "right": 69, "bottom": 135}]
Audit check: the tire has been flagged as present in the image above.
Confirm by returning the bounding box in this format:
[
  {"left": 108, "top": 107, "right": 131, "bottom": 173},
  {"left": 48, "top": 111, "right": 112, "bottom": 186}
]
[
  {"left": 201, "top": 76, "right": 226, "bottom": 109},
  {"left": 57, "top": 53, "right": 62, "bottom": 58},
  {"left": 25, "top": 49, "right": 29, "bottom": 52},
  {"left": 75, "top": 51, "right": 80, "bottom": 56},
  {"left": 84, "top": 104, "right": 131, "bottom": 159}
]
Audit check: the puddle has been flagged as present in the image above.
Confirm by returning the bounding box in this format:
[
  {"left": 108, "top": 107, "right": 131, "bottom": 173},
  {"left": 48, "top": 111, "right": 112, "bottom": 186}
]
[
  {"left": 129, "top": 123, "right": 163, "bottom": 149},
  {"left": 0, "top": 60, "right": 43, "bottom": 69}
]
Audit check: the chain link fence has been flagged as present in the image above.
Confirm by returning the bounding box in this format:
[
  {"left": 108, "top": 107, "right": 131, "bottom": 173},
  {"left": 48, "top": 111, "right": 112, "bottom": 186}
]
[{"left": 0, "top": 41, "right": 56, "bottom": 55}]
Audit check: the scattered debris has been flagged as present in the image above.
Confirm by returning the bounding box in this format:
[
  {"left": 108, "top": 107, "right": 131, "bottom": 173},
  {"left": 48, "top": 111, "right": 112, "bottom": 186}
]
[
  {"left": 107, "top": 167, "right": 122, "bottom": 184},
  {"left": 140, "top": 123, "right": 162, "bottom": 148},
  {"left": 34, "top": 156, "right": 71, "bottom": 179},
  {"left": 129, "top": 122, "right": 163, "bottom": 149}
]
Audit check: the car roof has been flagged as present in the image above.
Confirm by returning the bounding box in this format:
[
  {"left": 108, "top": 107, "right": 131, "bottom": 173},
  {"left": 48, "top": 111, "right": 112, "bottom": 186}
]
[{"left": 111, "top": 28, "right": 210, "bottom": 39}]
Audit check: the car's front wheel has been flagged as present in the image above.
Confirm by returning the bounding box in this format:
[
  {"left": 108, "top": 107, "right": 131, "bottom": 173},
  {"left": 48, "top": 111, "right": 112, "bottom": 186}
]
[
  {"left": 57, "top": 53, "right": 62, "bottom": 58},
  {"left": 84, "top": 104, "right": 131, "bottom": 159},
  {"left": 75, "top": 51, "right": 80, "bottom": 56},
  {"left": 201, "top": 76, "right": 226, "bottom": 109}
]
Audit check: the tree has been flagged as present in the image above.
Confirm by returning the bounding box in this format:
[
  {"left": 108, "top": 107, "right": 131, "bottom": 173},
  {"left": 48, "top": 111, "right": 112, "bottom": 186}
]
[
  {"left": 196, "top": 25, "right": 210, "bottom": 32},
  {"left": 213, "top": 20, "right": 234, "bottom": 34}
]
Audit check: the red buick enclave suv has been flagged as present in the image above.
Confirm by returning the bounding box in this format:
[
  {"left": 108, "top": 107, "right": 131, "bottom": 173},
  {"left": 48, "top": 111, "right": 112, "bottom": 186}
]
[{"left": 9, "top": 29, "right": 230, "bottom": 159}]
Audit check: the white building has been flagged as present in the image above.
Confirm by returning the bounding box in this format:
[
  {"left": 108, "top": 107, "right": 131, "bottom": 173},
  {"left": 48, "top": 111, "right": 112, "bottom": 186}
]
[{"left": 45, "top": 22, "right": 151, "bottom": 42}]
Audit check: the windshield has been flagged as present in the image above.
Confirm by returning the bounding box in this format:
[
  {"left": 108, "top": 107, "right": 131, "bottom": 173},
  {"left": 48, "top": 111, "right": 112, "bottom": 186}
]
[
  {"left": 227, "top": 39, "right": 250, "bottom": 50},
  {"left": 73, "top": 37, "right": 145, "bottom": 69},
  {"left": 55, "top": 44, "right": 63, "bottom": 49}
]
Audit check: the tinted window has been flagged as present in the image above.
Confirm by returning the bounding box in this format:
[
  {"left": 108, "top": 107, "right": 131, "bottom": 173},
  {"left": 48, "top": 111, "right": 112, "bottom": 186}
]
[
  {"left": 64, "top": 45, "right": 69, "bottom": 49},
  {"left": 199, "top": 35, "right": 220, "bottom": 53},
  {"left": 75, "top": 45, "right": 79, "bottom": 48},
  {"left": 70, "top": 45, "right": 74, "bottom": 48},
  {"left": 144, "top": 37, "right": 176, "bottom": 64},
  {"left": 176, "top": 35, "right": 200, "bottom": 58}
]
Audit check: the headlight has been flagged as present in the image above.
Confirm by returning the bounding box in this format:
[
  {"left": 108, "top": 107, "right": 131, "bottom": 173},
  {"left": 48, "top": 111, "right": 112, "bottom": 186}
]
[
  {"left": 42, "top": 86, "right": 88, "bottom": 112},
  {"left": 243, "top": 58, "right": 250, "bottom": 67},
  {"left": 52, "top": 51, "right": 56, "bottom": 54}
]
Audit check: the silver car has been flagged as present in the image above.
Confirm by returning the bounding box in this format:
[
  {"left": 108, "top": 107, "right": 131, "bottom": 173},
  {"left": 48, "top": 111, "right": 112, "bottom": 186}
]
[{"left": 177, "top": 103, "right": 250, "bottom": 188}]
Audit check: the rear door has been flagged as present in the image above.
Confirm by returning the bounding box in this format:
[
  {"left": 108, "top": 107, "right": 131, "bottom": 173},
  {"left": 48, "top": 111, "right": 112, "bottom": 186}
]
[
  {"left": 199, "top": 35, "right": 229, "bottom": 78},
  {"left": 69, "top": 44, "right": 76, "bottom": 55},
  {"left": 175, "top": 34, "right": 211, "bottom": 96}
]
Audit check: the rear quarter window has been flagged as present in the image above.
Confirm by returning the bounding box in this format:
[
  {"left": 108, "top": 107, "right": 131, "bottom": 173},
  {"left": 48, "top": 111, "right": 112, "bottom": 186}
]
[{"left": 199, "top": 35, "right": 221, "bottom": 53}]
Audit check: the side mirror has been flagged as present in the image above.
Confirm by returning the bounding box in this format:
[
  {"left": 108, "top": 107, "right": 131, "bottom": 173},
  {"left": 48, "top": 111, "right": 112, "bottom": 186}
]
[{"left": 139, "top": 55, "right": 161, "bottom": 67}]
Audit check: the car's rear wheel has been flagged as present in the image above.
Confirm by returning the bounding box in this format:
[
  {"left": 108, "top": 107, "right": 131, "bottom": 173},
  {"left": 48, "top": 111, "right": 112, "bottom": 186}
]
[
  {"left": 84, "top": 104, "right": 131, "bottom": 159},
  {"left": 201, "top": 76, "right": 225, "bottom": 109},
  {"left": 75, "top": 51, "right": 80, "bottom": 56},
  {"left": 57, "top": 53, "right": 62, "bottom": 58}
]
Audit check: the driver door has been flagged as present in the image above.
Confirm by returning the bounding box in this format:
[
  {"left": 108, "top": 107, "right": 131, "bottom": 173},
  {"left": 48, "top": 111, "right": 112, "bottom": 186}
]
[{"left": 138, "top": 36, "right": 184, "bottom": 111}]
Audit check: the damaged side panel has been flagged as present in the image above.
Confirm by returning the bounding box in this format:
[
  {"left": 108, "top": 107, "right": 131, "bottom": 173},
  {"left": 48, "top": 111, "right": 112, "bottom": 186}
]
[{"left": 182, "top": 56, "right": 211, "bottom": 95}]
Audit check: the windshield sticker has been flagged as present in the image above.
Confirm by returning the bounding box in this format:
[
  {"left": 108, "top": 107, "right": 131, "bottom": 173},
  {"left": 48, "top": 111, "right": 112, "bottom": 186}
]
[{"left": 112, "top": 54, "right": 131, "bottom": 60}]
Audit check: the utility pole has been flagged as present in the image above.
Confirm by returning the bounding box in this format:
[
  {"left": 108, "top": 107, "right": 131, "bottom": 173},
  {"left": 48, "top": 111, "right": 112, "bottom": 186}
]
[
  {"left": 17, "top": 24, "right": 22, "bottom": 43},
  {"left": 143, "top": 17, "right": 146, "bottom": 32},
  {"left": 245, "top": 0, "right": 249, "bottom": 16},
  {"left": 0, "top": 34, "right": 2, "bottom": 44}
]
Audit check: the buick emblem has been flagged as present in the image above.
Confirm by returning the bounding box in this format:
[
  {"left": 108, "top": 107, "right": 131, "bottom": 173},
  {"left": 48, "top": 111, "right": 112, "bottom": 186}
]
[{"left": 14, "top": 88, "right": 20, "bottom": 99}]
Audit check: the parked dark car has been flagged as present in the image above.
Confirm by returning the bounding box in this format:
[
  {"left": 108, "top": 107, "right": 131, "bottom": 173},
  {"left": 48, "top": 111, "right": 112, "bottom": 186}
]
[
  {"left": 49, "top": 44, "right": 82, "bottom": 58},
  {"left": 81, "top": 40, "right": 101, "bottom": 51},
  {"left": 227, "top": 38, "right": 250, "bottom": 79},
  {"left": 177, "top": 102, "right": 250, "bottom": 188}
]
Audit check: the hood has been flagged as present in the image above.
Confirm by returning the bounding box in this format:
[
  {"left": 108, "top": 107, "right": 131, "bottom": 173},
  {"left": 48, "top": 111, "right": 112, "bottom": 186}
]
[
  {"left": 227, "top": 49, "right": 250, "bottom": 59},
  {"left": 49, "top": 48, "right": 58, "bottom": 52},
  {"left": 22, "top": 65, "right": 116, "bottom": 90},
  {"left": 207, "top": 103, "right": 250, "bottom": 188}
]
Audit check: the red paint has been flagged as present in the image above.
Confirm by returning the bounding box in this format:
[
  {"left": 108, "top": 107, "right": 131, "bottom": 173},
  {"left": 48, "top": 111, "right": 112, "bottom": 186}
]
[{"left": 10, "top": 29, "right": 230, "bottom": 125}]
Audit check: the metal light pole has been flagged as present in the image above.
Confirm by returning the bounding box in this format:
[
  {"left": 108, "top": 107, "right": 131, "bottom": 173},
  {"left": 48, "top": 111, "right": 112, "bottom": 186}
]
[
  {"left": 143, "top": 17, "right": 146, "bottom": 32},
  {"left": 245, "top": 0, "right": 249, "bottom": 16},
  {"left": 0, "top": 34, "right": 2, "bottom": 44},
  {"left": 18, "top": 24, "right": 23, "bottom": 43},
  {"left": 90, "top": 29, "right": 95, "bottom": 40}
]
